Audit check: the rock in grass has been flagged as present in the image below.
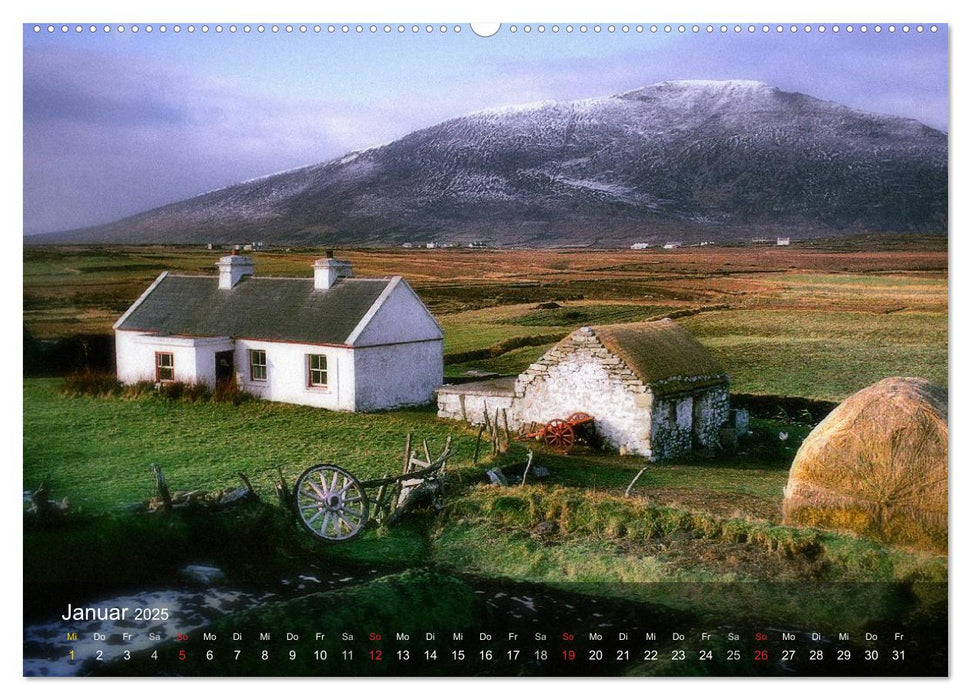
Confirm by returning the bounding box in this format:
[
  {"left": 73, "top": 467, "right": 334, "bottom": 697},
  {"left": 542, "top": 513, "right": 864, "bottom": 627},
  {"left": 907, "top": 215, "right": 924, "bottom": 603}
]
[
  {"left": 486, "top": 468, "right": 509, "bottom": 486},
  {"left": 782, "top": 377, "right": 947, "bottom": 552},
  {"left": 180, "top": 564, "right": 227, "bottom": 585}
]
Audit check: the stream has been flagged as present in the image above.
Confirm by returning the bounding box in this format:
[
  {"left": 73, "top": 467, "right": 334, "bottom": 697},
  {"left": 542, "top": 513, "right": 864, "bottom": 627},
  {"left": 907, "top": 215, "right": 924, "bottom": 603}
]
[
  {"left": 24, "top": 566, "right": 379, "bottom": 676},
  {"left": 24, "top": 564, "right": 946, "bottom": 677}
]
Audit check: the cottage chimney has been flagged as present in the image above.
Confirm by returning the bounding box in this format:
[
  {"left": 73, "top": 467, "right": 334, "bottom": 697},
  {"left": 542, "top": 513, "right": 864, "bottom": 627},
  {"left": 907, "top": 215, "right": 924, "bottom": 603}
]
[
  {"left": 313, "top": 255, "right": 354, "bottom": 290},
  {"left": 216, "top": 251, "right": 255, "bottom": 289}
]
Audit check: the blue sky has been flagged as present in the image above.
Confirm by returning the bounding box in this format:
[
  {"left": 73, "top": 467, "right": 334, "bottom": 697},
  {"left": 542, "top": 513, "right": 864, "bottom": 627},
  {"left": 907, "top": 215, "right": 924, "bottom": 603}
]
[{"left": 23, "top": 23, "right": 948, "bottom": 235}]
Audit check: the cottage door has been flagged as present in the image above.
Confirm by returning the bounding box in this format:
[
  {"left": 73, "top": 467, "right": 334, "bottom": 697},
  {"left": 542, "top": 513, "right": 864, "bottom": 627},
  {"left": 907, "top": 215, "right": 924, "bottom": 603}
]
[{"left": 215, "top": 350, "right": 234, "bottom": 387}]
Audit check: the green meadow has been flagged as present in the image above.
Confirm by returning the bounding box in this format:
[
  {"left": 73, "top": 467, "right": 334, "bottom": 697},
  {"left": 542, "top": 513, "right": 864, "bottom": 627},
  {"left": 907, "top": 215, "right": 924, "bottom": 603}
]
[{"left": 23, "top": 242, "right": 948, "bottom": 626}]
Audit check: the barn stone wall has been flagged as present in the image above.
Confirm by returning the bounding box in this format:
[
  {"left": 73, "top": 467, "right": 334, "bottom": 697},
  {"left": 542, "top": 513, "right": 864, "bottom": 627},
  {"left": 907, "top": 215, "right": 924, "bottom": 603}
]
[
  {"left": 438, "top": 326, "right": 731, "bottom": 462},
  {"left": 649, "top": 395, "right": 695, "bottom": 460},
  {"left": 648, "top": 386, "right": 729, "bottom": 460},
  {"left": 692, "top": 386, "right": 730, "bottom": 448},
  {"left": 513, "top": 328, "right": 657, "bottom": 457}
]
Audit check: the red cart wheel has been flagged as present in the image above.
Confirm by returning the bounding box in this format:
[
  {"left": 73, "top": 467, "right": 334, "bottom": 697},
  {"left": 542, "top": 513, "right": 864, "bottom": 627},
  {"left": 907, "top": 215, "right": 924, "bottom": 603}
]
[
  {"left": 544, "top": 419, "right": 575, "bottom": 451},
  {"left": 567, "top": 412, "right": 592, "bottom": 424}
]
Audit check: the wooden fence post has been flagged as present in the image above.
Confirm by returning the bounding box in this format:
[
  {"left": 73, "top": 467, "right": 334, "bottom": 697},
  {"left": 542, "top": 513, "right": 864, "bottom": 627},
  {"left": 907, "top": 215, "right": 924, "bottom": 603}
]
[
  {"left": 520, "top": 451, "right": 535, "bottom": 486},
  {"left": 473, "top": 425, "right": 485, "bottom": 464},
  {"left": 150, "top": 463, "right": 172, "bottom": 512}
]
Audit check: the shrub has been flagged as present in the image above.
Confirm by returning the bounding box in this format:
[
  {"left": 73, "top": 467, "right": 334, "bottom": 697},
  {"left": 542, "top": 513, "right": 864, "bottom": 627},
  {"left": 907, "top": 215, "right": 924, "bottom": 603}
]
[
  {"left": 122, "top": 381, "right": 156, "bottom": 399},
  {"left": 63, "top": 372, "right": 252, "bottom": 405},
  {"left": 158, "top": 381, "right": 211, "bottom": 402},
  {"left": 61, "top": 370, "right": 122, "bottom": 398},
  {"left": 212, "top": 380, "right": 252, "bottom": 405}
]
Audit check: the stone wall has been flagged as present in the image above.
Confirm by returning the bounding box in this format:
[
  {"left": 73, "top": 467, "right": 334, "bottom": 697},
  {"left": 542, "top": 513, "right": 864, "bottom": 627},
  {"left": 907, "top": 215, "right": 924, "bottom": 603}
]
[
  {"left": 692, "top": 386, "right": 731, "bottom": 448},
  {"left": 438, "top": 326, "right": 731, "bottom": 462},
  {"left": 649, "top": 395, "right": 694, "bottom": 460},
  {"left": 513, "top": 327, "right": 657, "bottom": 457},
  {"left": 437, "top": 390, "right": 518, "bottom": 429},
  {"left": 648, "top": 386, "right": 730, "bottom": 460},
  {"left": 437, "top": 378, "right": 519, "bottom": 429}
]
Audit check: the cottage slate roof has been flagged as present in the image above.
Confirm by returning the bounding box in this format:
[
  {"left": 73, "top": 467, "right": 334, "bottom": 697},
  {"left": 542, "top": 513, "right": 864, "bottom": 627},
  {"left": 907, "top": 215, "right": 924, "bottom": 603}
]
[
  {"left": 116, "top": 274, "right": 396, "bottom": 346},
  {"left": 590, "top": 319, "right": 728, "bottom": 396}
]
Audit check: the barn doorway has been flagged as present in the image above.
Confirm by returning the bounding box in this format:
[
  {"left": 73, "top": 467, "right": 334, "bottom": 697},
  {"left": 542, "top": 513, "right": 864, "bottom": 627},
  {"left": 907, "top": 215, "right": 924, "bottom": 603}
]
[{"left": 215, "top": 350, "right": 234, "bottom": 386}]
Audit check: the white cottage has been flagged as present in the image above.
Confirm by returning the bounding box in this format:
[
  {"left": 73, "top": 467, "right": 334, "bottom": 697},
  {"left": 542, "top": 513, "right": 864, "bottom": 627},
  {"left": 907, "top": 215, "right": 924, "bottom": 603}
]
[
  {"left": 114, "top": 252, "right": 444, "bottom": 411},
  {"left": 438, "top": 319, "right": 730, "bottom": 460}
]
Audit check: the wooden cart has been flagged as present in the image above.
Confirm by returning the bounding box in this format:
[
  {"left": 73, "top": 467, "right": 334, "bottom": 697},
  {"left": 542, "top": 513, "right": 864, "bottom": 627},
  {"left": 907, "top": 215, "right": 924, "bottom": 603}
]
[
  {"left": 524, "top": 412, "right": 595, "bottom": 452},
  {"left": 294, "top": 437, "right": 452, "bottom": 542}
]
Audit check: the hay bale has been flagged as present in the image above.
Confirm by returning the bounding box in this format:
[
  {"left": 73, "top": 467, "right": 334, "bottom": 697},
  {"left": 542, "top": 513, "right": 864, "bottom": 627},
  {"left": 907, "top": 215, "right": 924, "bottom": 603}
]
[{"left": 782, "top": 377, "right": 947, "bottom": 552}]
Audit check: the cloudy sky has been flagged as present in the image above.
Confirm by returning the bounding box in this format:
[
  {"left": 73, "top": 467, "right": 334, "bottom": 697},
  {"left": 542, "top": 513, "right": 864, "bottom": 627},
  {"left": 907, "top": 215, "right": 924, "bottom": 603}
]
[{"left": 23, "top": 23, "right": 948, "bottom": 235}]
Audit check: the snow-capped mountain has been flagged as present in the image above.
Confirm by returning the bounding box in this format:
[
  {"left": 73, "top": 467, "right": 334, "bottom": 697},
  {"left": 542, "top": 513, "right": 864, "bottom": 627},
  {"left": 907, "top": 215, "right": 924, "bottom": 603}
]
[{"left": 36, "top": 80, "right": 947, "bottom": 245}]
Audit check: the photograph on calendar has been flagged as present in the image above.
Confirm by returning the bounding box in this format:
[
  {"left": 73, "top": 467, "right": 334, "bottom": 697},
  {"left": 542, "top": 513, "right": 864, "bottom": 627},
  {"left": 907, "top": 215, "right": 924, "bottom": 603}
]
[{"left": 22, "top": 21, "right": 947, "bottom": 677}]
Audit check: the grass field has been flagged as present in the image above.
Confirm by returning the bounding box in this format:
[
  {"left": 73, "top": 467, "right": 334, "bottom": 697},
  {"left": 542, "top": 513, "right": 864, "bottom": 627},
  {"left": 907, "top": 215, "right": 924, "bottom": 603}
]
[
  {"left": 24, "top": 377, "right": 946, "bottom": 592},
  {"left": 23, "top": 378, "right": 478, "bottom": 512},
  {"left": 23, "top": 240, "right": 948, "bottom": 605},
  {"left": 681, "top": 308, "right": 946, "bottom": 400},
  {"left": 24, "top": 377, "right": 796, "bottom": 515},
  {"left": 24, "top": 372, "right": 947, "bottom": 645},
  {"left": 24, "top": 242, "right": 946, "bottom": 401}
]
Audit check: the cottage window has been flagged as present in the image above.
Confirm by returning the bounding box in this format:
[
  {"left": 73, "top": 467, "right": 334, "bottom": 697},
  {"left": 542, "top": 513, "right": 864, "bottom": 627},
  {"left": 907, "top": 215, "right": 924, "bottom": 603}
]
[
  {"left": 249, "top": 349, "right": 267, "bottom": 381},
  {"left": 308, "top": 354, "right": 328, "bottom": 387},
  {"left": 155, "top": 352, "right": 174, "bottom": 382}
]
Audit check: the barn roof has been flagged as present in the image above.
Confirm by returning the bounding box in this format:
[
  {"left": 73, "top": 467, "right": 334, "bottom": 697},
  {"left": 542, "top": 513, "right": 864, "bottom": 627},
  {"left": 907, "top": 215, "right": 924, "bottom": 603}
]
[
  {"left": 115, "top": 274, "right": 398, "bottom": 346},
  {"left": 590, "top": 319, "right": 728, "bottom": 396}
]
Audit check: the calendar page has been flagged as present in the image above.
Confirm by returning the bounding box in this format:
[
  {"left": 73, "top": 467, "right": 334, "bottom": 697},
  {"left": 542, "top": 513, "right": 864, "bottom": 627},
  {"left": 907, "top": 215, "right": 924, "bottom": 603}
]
[{"left": 22, "top": 19, "right": 948, "bottom": 678}]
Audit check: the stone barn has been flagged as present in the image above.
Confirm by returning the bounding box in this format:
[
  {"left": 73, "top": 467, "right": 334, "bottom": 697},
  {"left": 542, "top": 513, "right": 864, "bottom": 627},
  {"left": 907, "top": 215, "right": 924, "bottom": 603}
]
[{"left": 438, "top": 319, "right": 730, "bottom": 460}]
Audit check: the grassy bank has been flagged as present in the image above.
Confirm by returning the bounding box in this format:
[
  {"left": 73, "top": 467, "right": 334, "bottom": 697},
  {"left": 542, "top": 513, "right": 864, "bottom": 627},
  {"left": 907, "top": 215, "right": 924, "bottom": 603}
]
[
  {"left": 23, "top": 378, "right": 476, "bottom": 512},
  {"left": 433, "top": 486, "right": 946, "bottom": 582},
  {"left": 24, "top": 376, "right": 946, "bottom": 590},
  {"left": 426, "top": 485, "right": 946, "bottom": 631}
]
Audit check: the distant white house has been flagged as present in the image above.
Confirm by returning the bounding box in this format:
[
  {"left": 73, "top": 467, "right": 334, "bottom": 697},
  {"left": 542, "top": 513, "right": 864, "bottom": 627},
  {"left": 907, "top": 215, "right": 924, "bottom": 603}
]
[
  {"left": 114, "top": 252, "right": 444, "bottom": 411},
  {"left": 662, "top": 241, "right": 682, "bottom": 250},
  {"left": 630, "top": 242, "right": 652, "bottom": 250},
  {"left": 777, "top": 237, "right": 791, "bottom": 246}
]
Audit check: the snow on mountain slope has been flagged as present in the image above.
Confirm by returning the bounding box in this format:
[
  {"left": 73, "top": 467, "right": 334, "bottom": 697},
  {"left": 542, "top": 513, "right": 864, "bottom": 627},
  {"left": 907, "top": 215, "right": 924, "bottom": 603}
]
[{"left": 39, "top": 80, "right": 947, "bottom": 245}]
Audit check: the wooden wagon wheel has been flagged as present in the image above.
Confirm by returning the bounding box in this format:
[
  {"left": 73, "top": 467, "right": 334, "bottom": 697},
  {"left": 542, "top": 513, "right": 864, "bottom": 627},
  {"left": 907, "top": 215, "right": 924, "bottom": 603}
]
[
  {"left": 294, "top": 464, "right": 369, "bottom": 542},
  {"left": 544, "top": 419, "right": 575, "bottom": 451},
  {"left": 567, "top": 412, "right": 592, "bottom": 424}
]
